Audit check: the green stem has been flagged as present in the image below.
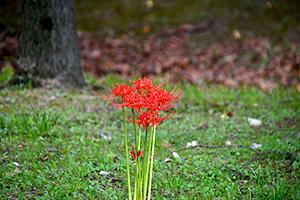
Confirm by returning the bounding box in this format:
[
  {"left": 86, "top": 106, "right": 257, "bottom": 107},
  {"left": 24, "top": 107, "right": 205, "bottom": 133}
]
[
  {"left": 137, "top": 160, "right": 142, "bottom": 199},
  {"left": 143, "top": 126, "right": 153, "bottom": 200},
  {"left": 148, "top": 127, "right": 157, "bottom": 200},
  {"left": 132, "top": 109, "right": 138, "bottom": 199},
  {"left": 141, "top": 128, "right": 149, "bottom": 195},
  {"left": 132, "top": 109, "right": 143, "bottom": 199},
  {"left": 135, "top": 162, "right": 139, "bottom": 200},
  {"left": 138, "top": 128, "right": 142, "bottom": 199},
  {"left": 138, "top": 127, "right": 141, "bottom": 152},
  {"left": 123, "top": 109, "right": 132, "bottom": 200},
  {"left": 134, "top": 170, "right": 137, "bottom": 200},
  {"left": 132, "top": 109, "right": 138, "bottom": 150}
]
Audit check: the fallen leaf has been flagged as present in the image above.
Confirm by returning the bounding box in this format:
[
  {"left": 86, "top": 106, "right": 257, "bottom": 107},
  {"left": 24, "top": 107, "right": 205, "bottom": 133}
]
[
  {"left": 93, "top": 172, "right": 100, "bottom": 179},
  {"left": 233, "top": 30, "right": 241, "bottom": 39},
  {"left": 258, "top": 80, "right": 271, "bottom": 92},
  {"left": 162, "top": 140, "right": 171, "bottom": 147},
  {"left": 90, "top": 50, "right": 102, "bottom": 59},
  {"left": 4, "top": 27, "right": 300, "bottom": 96},
  {"left": 47, "top": 96, "right": 56, "bottom": 101},
  {"left": 142, "top": 26, "right": 151, "bottom": 34},
  {"left": 100, "top": 131, "right": 111, "bottom": 140},
  {"left": 172, "top": 152, "right": 180, "bottom": 158},
  {"left": 146, "top": 0, "right": 154, "bottom": 8},
  {"left": 265, "top": 2, "right": 273, "bottom": 8},
  {"left": 3, "top": 172, "right": 15, "bottom": 176},
  {"left": 223, "top": 79, "right": 238, "bottom": 87},
  {"left": 13, "top": 162, "right": 21, "bottom": 166},
  {"left": 223, "top": 55, "right": 236, "bottom": 63},
  {"left": 295, "top": 82, "right": 300, "bottom": 93},
  {"left": 43, "top": 154, "right": 50, "bottom": 161},
  {"left": 113, "top": 156, "right": 120, "bottom": 163},
  {"left": 164, "top": 157, "right": 171, "bottom": 163},
  {"left": 105, "top": 61, "right": 114, "bottom": 67},
  {"left": 14, "top": 167, "right": 22, "bottom": 173},
  {"left": 227, "top": 112, "right": 233, "bottom": 117}
]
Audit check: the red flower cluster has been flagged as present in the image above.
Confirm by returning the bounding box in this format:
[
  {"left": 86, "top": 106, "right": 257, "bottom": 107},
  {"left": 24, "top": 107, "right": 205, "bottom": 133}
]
[
  {"left": 130, "top": 146, "right": 143, "bottom": 162},
  {"left": 97, "top": 78, "right": 182, "bottom": 129}
]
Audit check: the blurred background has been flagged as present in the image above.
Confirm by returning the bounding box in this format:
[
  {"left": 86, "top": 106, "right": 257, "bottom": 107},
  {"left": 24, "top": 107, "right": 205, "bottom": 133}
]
[{"left": 1, "top": 0, "right": 300, "bottom": 91}]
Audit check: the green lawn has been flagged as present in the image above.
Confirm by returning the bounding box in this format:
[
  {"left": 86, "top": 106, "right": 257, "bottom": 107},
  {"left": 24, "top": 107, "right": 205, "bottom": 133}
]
[
  {"left": 0, "top": 75, "right": 299, "bottom": 199},
  {"left": 75, "top": 0, "right": 299, "bottom": 42}
]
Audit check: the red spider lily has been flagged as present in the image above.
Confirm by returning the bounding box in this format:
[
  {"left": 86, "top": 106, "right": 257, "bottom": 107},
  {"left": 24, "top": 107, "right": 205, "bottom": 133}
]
[
  {"left": 132, "top": 78, "right": 166, "bottom": 95},
  {"left": 95, "top": 84, "right": 135, "bottom": 109},
  {"left": 132, "top": 78, "right": 153, "bottom": 93},
  {"left": 144, "top": 87, "right": 183, "bottom": 111},
  {"left": 108, "top": 84, "right": 135, "bottom": 98},
  {"left": 96, "top": 78, "right": 182, "bottom": 128},
  {"left": 131, "top": 109, "right": 173, "bottom": 130},
  {"left": 134, "top": 109, "right": 158, "bottom": 129},
  {"left": 122, "top": 92, "right": 145, "bottom": 112},
  {"left": 130, "top": 146, "right": 143, "bottom": 162}
]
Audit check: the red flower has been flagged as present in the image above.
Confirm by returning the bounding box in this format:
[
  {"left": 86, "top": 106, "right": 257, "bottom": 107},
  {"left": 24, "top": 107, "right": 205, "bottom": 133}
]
[
  {"left": 123, "top": 92, "right": 144, "bottom": 112},
  {"left": 132, "top": 78, "right": 166, "bottom": 95},
  {"left": 132, "top": 109, "right": 173, "bottom": 130},
  {"left": 144, "top": 87, "right": 183, "bottom": 111},
  {"left": 132, "top": 78, "right": 153, "bottom": 93},
  {"left": 130, "top": 146, "right": 143, "bottom": 162},
  {"left": 96, "top": 84, "right": 135, "bottom": 109},
  {"left": 96, "top": 78, "right": 183, "bottom": 129}
]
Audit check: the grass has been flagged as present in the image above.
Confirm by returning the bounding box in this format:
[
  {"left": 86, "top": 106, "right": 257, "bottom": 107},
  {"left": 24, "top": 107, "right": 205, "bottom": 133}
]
[
  {"left": 0, "top": 65, "right": 13, "bottom": 85},
  {"left": 75, "top": 0, "right": 300, "bottom": 42},
  {"left": 0, "top": 74, "right": 300, "bottom": 199}
]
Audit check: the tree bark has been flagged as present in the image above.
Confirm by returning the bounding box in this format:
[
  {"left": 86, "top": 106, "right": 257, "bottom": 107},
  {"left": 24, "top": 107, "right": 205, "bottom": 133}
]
[{"left": 18, "top": 0, "right": 86, "bottom": 87}]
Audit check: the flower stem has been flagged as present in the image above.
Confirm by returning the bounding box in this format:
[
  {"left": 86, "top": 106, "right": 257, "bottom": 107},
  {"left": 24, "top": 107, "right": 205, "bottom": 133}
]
[
  {"left": 141, "top": 128, "right": 149, "bottom": 195},
  {"left": 138, "top": 128, "right": 142, "bottom": 199},
  {"left": 148, "top": 127, "right": 157, "bottom": 199},
  {"left": 138, "top": 127, "right": 141, "bottom": 152},
  {"left": 143, "top": 126, "right": 153, "bottom": 200},
  {"left": 137, "top": 159, "right": 142, "bottom": 199},
  {"left": 123, "top": 109, "right": 132, "bottom": 200},
  {"left": 134, "top": 162, "right": 139, "bottom": 200},
  {"left": 133, "top": 170, "right": 137, "bottom": 200},
  {"left": 132, "top": 109, "right": 143, "bottom": 200},
  {"left": 132, "top": 109, "right": 138, "bottom": 150}
]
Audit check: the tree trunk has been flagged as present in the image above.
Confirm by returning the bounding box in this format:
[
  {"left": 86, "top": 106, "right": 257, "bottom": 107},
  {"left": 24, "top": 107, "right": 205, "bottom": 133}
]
[{"left": 18, "top": 0, "right": 86, "bottom": 87}]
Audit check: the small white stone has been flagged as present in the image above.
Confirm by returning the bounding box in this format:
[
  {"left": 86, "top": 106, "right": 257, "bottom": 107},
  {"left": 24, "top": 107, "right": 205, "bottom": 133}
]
[
  {"left": 191, "top": 141, "right": 198, "bottom": 146},
  {"left": 100, "top": 131, "right": 111, "bottom": 140},
  {"left": 248, "top": 118, "right": 262, "bottom": 127},
  {"left": 186, "top": 141, "right": 198, "bottom": 148},
  {"left": 99, "top": 171, "right": 109, "bottom": 175},
  {"left": 221, "top": 114, "right": 226, "bottom": 118},
  {"left": 251, "top": 143, "right": 262, "bottom": 149},
  {"left": 186, "top": 142, "right": 192, "bottom": 148}
]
